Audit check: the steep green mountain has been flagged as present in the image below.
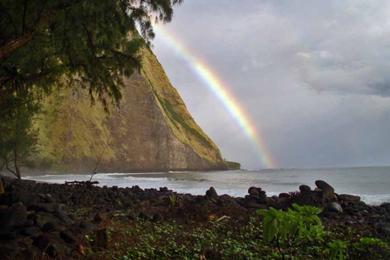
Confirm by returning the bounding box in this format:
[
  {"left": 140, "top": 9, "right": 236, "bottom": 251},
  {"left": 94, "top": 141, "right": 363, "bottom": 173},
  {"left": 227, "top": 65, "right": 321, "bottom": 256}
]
[{"left": 31, "top": 47, "right": 227, "bottom": 173}]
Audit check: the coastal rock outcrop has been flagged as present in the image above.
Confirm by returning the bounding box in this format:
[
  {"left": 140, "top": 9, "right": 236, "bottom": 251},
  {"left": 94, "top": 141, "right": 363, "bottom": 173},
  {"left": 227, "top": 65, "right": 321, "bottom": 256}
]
[
  {"left": 0, "top": 177, "right": 389, "bottom": 258},
  {"left": 31, "top": 47, "right": 227, "bottom": 173}
]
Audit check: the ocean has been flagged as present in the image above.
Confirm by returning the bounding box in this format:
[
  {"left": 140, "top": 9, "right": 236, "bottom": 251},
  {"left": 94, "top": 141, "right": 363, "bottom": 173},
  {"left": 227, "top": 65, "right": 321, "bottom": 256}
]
[{"left": 25, "top": 166, "right": 390, "bottom": 205}]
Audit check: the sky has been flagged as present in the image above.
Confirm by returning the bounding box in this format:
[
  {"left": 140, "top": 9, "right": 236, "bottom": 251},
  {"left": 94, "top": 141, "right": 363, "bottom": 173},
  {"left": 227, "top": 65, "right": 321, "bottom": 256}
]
[{"left": 152, "top": 0, "right": 390, "bottom": 170}]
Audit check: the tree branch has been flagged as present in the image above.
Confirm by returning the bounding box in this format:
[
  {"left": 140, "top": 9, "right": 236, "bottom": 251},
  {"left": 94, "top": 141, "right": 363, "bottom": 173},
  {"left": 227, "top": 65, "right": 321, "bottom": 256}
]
[
  {"left": 0, "top": 32, "right": 34, "bottom": 61},
  {"left": 4, "top": 157, "right": 17, "bottom": 178},
  {"left": 0, "top": 0, "right": 84, "bottom": 61}
]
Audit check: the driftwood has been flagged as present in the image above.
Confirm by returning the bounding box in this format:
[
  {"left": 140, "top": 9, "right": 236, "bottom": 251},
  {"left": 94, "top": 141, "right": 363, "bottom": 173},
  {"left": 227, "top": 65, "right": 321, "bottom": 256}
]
[{"left": 65, "top": 180, "right": 99, "bottom": 186}]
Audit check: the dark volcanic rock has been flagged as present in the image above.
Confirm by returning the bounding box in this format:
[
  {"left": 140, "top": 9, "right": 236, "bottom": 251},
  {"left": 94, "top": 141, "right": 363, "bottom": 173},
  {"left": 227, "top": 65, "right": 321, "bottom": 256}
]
[
  {"left": 279, "top": 193, "right": 290, "bottom": 199},
  {"left": 0, "top": 231, "right": 17, "bottom": 240},
  {"left": 42, "top": 221, "right": 58, "bottom": 232},
  {"left": 247, "top": 187, "right": 267, "bottom": 204},
  {"left": 20, "top": 226, "right": 41, "bottom": 237},
  {"left": 315, "top": 180, "right": 335, "bottom": 194},
  {"left": 327, "top": 202, "right": 343, "bottom": 213},
  {"left": 338, "top": 194, "right": 361, "bottom": 204},
  {"left": 30, "top": 202, "right": 59, "bottom": 213},
  {"left": 0, "top": 202, "right": 28, "bottom": 229},
  {"left": 0, "top": 176, "right": 388, "bottom": 259},
  {"left": 315, "top": 180, "right": 337, "bottom": 202},
  {"left": 206, "top": 187, "right": 218, "bottom": 200},
  {"left": 60, "top": 231, "right": 76, "bottom": 244},
  {"left": 33, "top": 234, "right": 50, "bottom": 250},
  {"left": 248, "top": 187, "right": 260, "bottom": 197},
  {"left": 299, "top": 185, "right": 311, "bottom": 193}
]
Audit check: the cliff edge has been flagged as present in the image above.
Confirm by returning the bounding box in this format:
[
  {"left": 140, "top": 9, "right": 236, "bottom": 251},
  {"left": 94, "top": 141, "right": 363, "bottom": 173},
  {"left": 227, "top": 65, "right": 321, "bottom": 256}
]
[{"left": 32, "top": 47, "right": 227, "bottom": 173}]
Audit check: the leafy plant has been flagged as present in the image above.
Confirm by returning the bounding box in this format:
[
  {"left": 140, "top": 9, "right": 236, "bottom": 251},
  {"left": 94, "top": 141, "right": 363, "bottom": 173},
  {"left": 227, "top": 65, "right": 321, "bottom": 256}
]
[
  {"left": 258, "top": 204, "right": 325, "bottom": 258},
  {"left": 258, "top": 204, "right": 324, "bottom": 244},
  {"left": 169, "top": 194, "right": 177, "bottom": 208},
  {"left": 351, "top": 237, "right": 390, "bottom": 259},
  {"left": 327, "top": 240, "right": 348, "bottom": 260}
]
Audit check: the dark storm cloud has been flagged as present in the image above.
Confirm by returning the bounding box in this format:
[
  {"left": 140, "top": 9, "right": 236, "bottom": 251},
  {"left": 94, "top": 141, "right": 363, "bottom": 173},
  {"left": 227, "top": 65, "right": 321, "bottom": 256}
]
[{"left": 153, "top": 0, "right": 390, "bottom": 169}]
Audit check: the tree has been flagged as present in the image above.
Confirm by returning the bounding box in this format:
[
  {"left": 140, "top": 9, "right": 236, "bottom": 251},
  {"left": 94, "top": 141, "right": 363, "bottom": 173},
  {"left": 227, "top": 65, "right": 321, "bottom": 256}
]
[
  {"left": 0, "top": 0, "right": 182, "bottom": 178},
  {"left": 0, "top": 85, "right": 39, "bottom": 179},
  {"left": 0, "top": 0, "right": 183, "bottom": 107}
]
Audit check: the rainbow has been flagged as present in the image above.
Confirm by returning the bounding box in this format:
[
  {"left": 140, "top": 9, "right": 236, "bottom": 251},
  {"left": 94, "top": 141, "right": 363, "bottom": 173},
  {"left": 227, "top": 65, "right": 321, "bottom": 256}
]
[{"left": 154, "top": 24, "right": 276, "bottom": 169}]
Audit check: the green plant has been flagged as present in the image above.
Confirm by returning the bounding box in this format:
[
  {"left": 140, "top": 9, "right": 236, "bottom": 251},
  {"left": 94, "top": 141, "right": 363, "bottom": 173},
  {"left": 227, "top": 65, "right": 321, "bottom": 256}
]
[
  {"left": 258, "top": 204, "right": 324, "bottom": 244},
  {"left": 327, "top": 240, "right": 348, "bottom": 260},
  {"left": 169, "top": 194, "right": 177, "bottom": 208},
  {"left": 351, "top": 237, "right": 390, "bottom": 259},
  {"left": 258, "top": 204, "right": 325, "bottom": 258}
]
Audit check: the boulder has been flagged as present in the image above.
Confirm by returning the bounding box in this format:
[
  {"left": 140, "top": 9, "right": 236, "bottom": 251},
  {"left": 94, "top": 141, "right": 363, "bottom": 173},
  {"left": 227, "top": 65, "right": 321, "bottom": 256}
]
[
  {"left": 338, "top": 194, "right": 361, "bottom": 204},
  {"left": 244, "top": 200, "right": 267, "bottom": 209},
  {"left": 327, "top": 202, "right": 343, "bottom": 213},
  {"left": 315, "top": 180, "right": 337, "bottom": 201},
  {"left": 60, "top": 231, "right": 76, "bottom": 244},
  {"left": 33, "top": 234, "right": 50, "bottom": 250},
  {"left": 21, "top": 226, "right": 41, "bottom": 237},
  {"left": 42, "top": 222, "right": 58, "bottom": 232},
  {"left": 205, "top": 187, "right": 218, "bottom": 200},
  {"left": 376, "top": 222, "right": 390, "bottom": 237},
  {"left": 279, "top": 193, "right": 290, "bottom": 199},
  {"left": 0, "top": 202, "right": 28, "bottom": 229},
  {"left": 0, "top": 231, "right": 16, "bottom": 240},
  {"left": 55, "top": 208, "right": 73, "bottom": 225},
  {"left": 299, "top": 185, "right": 311, "bottom": 193},
  {"left": 30, "top": 203, "right": 59, "bottom": 213},
  {"left": 248, "top": 187, "right": 261, "bottom": 197},
  {"left": 247, "top": 187, "right": 267, "bottom": 203},
  {"left": 38, "top": 193, "right": 54, "bottom": 203},
  {"left": 315, "top": 180, "right": 335, "bottom": 194}
]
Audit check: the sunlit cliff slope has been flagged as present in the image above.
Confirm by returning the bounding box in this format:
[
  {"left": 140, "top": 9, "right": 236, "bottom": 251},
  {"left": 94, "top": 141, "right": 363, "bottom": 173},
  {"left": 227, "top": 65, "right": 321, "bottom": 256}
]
[{"left": 32, "top": 47, "right": 227, "bottom": 173}]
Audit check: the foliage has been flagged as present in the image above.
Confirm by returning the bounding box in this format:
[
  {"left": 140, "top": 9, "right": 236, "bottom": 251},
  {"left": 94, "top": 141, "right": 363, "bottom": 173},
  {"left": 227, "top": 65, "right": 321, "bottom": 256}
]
[
  {"left": 0, "top": 0, "right": 183, "bottom": 107},
  {"left": 350, "top": 237, "right": 390, "bottom": 259},
  {"left": 258, "top": 204, "right": 324, "bottom": 245},
  {"left": 141, "top": 49, "right": 223, "bottom": 163},
  {"left": 225, "top": 160, "right": 241, "bottom": 170},
  {"left": 327, "top": 240, "right": 348, "bottom": 260},
  {"left": 32, "top": 88, "right": 115, "bottom": 170},
  {"left": 168, "top": 194, "right": 177, "bottom": 208},
  {"left": 83, "top": 211, "right": 390, "bottom": 260},
  {"left": 0, "top": 1, "right": 182, "bottom": 176},
  {"left": 87, "top": 217, "right": 272, "bottom": 259},
  {"left": 0, "top": 86, "right": 39, "bottom": 178}
]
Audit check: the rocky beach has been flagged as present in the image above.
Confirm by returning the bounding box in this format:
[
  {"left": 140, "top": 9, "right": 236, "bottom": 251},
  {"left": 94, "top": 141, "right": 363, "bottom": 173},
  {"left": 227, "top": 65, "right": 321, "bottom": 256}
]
[{"left": 0, "top": 176, "right": 389, "bottom": 259}]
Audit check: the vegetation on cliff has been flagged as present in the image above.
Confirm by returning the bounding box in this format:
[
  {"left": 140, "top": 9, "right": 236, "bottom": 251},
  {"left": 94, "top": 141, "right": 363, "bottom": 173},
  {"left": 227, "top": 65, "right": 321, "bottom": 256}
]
[
  {"left": 140, "top": 48, "right": 224, "bottom": 164},
  {"left": 31, "top": 46, "right": 226, "bottom": 172}
]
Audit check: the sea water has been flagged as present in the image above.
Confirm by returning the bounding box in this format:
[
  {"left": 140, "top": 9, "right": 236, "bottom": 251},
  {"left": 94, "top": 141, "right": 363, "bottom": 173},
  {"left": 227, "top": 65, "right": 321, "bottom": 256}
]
[{"left": 25, "top": 166, "right": 390, "bottom": 205}]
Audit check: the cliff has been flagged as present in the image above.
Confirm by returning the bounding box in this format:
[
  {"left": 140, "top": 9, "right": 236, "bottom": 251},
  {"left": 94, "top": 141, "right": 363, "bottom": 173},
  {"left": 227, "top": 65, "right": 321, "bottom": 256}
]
[{"left": 31, "top": 47, "right": 227, "bottom": 173}]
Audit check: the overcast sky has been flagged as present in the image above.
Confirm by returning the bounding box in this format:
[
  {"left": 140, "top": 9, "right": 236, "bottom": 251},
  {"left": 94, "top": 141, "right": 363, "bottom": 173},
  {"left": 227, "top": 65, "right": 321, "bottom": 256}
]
[{"left": 152, "top": 0, "right": 390, "bottom": 169}]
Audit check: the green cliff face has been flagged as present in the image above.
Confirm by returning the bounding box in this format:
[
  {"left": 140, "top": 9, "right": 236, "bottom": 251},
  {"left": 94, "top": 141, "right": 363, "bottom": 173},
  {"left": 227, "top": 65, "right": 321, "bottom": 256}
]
[{"left": 32, "top": 47, "right": 227, "bottom": 173}]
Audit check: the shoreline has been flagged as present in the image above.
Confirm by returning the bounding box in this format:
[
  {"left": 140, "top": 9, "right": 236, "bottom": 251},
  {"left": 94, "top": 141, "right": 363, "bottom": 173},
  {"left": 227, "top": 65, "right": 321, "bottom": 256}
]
[
  {"left": 21, "top": 171, "right": 390, "bottom": 206},
  {"left": 1, "top": 176, "right": 390, "bottom": 258}
]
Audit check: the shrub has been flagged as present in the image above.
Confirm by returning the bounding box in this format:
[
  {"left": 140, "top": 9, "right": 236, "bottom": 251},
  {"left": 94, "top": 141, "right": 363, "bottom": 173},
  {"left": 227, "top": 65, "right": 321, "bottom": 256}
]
[
  {"left": 258, "top": 204, "right": 324, "bottom": 245},
  {"left": 327, "top": 240, "right": 348, "bottom": 260},
  {"left": 351, "top": 237, "right": 390, "bottom": 259}
]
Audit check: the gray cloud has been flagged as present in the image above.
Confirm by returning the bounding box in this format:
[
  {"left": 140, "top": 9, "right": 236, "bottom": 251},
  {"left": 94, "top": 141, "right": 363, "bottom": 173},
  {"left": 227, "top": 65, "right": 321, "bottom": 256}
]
[{"left": 153, "top": 0, "right": 390, "bottom": 169}]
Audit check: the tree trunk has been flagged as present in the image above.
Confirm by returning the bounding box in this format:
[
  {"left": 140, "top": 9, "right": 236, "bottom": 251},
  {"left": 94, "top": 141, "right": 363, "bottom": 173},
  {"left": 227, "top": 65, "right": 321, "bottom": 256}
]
[
  {"left": 0, "top": 32, "right": 33, "bottom": 61},
  {"left": 13, "top": 148, "right": 21, "bottom": 179}
]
